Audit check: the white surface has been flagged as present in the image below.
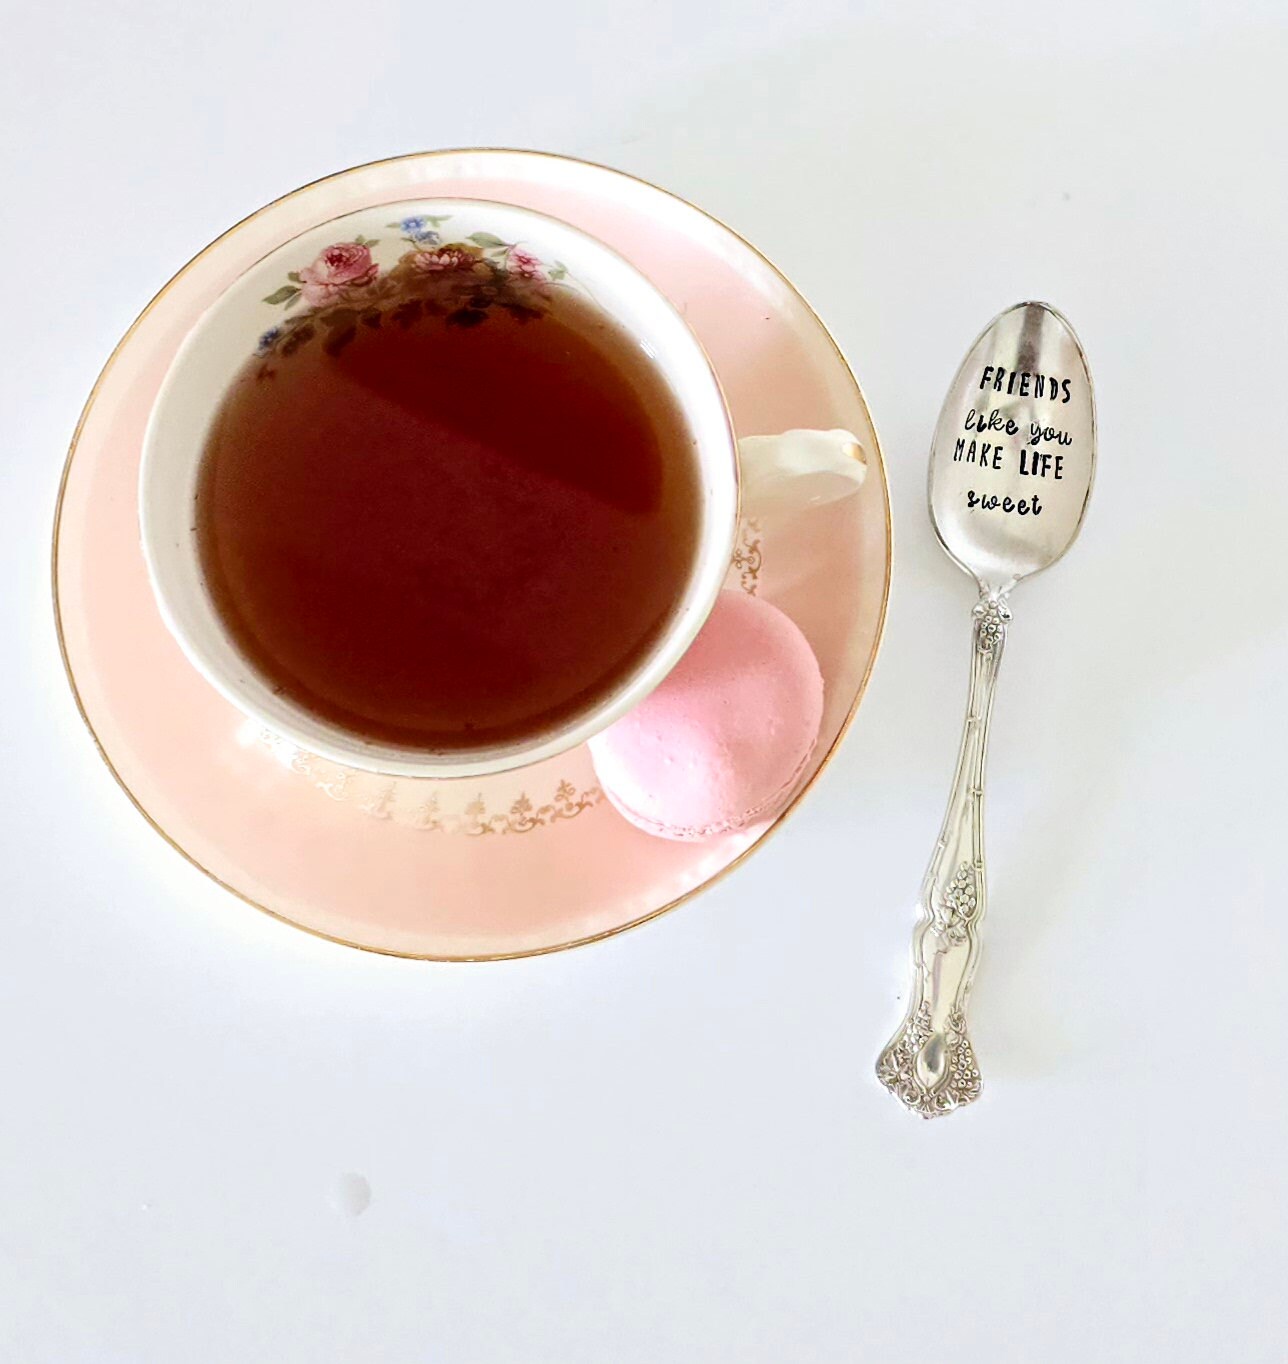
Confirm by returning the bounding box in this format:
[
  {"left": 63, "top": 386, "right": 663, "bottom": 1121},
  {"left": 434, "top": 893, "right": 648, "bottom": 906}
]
[{"left": 2, "top": 2, "right": 1285, "bottom": 1360}]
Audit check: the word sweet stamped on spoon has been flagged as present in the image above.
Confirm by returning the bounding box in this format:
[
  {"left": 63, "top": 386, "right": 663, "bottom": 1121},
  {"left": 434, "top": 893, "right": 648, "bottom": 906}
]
[{"left": 877, "top": 301, "right": 1096, "bottom": 1118}]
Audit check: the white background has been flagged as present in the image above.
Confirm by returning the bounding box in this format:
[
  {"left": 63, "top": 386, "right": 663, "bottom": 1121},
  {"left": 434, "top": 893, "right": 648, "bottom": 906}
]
[{"left": 3, "top": 2, "right": 1286, "bottom": 1360}]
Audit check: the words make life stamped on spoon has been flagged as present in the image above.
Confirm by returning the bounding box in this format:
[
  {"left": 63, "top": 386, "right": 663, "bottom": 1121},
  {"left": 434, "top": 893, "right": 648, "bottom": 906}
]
[{"left": 877, "top": 301, "right": 1096, "bottom": 1118}]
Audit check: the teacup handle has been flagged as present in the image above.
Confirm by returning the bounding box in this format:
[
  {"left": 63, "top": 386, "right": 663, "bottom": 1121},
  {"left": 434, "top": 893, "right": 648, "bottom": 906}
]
[{"left": 737, "top": 429, "right": 867, "bottom": 519}]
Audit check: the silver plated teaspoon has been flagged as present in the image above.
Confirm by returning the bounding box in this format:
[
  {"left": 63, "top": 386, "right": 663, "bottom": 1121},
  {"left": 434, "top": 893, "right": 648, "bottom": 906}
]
[{"left": 877, "top": 301, "right": 1096, "bottom": 1118}]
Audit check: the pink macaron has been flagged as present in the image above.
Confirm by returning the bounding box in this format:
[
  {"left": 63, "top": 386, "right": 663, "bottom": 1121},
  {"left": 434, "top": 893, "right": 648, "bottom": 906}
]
[{"left": 588, "top": 589, "right": 824, "bottom": 840}]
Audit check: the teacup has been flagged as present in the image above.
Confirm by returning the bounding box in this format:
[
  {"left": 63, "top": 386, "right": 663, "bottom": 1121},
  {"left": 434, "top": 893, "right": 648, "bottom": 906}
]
[{"left": 141, "top": 198, "right": 863, "bottom": 779}]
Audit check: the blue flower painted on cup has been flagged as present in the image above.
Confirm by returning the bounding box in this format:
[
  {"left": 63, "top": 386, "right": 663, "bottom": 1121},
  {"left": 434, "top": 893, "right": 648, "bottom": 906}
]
[
  {"left": 397, "top": 215, "right": 440, "bottom": 245},
  {"left": 256, "top": 327, "right": 282, "bottom": 355}
]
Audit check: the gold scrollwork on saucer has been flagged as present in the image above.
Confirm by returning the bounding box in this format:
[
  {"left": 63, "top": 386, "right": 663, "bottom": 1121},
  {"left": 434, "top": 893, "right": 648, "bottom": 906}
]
[
  {"left": 256, "top": 727, "right": 602, "bottom": 834},
  {"left": 408, "top": 780, "right": 603, "bottom": 835},
  {"left": 732, "top": 517, "right": 763, "bottom": 595}
]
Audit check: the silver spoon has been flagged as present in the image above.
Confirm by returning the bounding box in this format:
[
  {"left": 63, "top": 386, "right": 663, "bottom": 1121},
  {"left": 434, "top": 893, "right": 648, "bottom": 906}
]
[{"left": 877, "top": 301, "right": 1096, "bottom": 1118}]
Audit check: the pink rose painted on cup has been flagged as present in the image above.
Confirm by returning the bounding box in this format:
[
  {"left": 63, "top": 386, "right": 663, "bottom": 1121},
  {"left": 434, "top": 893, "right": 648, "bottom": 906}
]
[
  {"left": 408, "top": 244, "right": 486, "bottom": 276},
  {"left": 298, "top": 242, "right": 379, "bottom": 307},
  {"left": 507, "top": 246, "right": 545, "bottom": 281}
]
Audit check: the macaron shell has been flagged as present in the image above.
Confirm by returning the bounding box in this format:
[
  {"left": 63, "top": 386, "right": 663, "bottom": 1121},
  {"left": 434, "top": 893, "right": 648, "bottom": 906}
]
[{"left": 589, "top": 590, "right": 824, "bottom": 840}]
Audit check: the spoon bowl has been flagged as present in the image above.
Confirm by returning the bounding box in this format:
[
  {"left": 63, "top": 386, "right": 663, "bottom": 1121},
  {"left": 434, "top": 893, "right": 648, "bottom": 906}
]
[{"left": 930, "top": 301, "right": 1095, "bottom": 593}]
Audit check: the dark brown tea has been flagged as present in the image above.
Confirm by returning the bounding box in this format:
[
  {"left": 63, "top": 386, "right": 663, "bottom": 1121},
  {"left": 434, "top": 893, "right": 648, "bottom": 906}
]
[{"left": 196, "top": 286, "right": 700, "bottom": 751}]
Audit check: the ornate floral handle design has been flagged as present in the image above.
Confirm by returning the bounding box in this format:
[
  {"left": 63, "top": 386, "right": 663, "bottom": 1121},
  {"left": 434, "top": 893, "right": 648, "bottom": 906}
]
[{"left": 876, "top": 592, "right": 1011, "bottom": 1117}]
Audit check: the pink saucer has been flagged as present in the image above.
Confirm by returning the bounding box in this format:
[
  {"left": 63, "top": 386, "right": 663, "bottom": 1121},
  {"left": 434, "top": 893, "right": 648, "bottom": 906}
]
[{"left": 53, "top": 150, "right": 891, "bottom": 960}]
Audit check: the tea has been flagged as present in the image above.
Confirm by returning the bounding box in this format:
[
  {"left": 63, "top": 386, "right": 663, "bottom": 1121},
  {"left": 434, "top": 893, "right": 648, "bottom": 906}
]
[{"left": 195, "top": 288, "right": 701, "bottom": 752}]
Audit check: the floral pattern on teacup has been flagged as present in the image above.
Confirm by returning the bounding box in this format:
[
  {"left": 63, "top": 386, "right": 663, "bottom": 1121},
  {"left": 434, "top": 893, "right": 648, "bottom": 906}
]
[{"left": 254, "top": 217, "right": 571, "bottom": 366}]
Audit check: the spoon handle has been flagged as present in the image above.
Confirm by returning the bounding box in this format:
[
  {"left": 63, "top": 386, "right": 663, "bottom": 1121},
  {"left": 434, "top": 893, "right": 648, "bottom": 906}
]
[{"left": 876, "top": 590, "right": 1011, "bottom": 1117}]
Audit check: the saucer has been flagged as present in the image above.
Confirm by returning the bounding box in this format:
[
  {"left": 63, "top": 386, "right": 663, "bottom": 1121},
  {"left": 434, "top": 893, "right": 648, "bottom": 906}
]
[{"left": 53, "top": 149, "right": 891, "bottom": 960}]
